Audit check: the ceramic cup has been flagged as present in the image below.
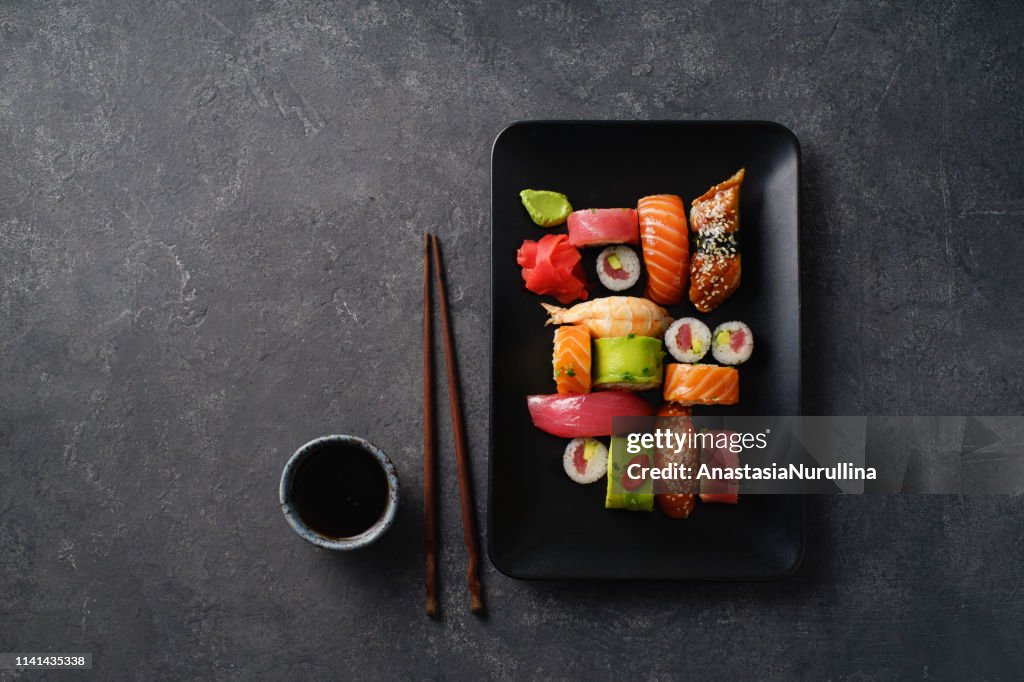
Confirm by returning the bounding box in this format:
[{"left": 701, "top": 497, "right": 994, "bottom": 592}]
[{"left": 279, "top": 435, "right": 399, "bottom": 550}]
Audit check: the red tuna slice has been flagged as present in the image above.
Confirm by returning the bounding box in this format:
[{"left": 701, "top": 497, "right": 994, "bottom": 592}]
[
  {"left": 526, "top": 392, "right": 655, "bottom": 439},
  {"left": 730, "top": 328, "right": 747, "bottom": 352},
  {"left": 567, "top": 208, "right": 640, "bottom": 247},
  {"left": 572, "top": 442, "right": 588, "bottom": 475},
  {"left": 675, "top": 324, "right": 693, "bottom": 353}
]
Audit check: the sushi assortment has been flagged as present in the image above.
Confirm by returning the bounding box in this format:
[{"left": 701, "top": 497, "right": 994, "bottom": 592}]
[{"left": 515, "top": 173, "right": 756, "bottom": 518}]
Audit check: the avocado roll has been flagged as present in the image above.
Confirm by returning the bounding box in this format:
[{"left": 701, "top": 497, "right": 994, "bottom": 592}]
[
  {"left": 592, "top": 335, "right": 664, "bottom": 391},
  {"left": 605, "top": 435, "right": 654, "bottom": 511}
]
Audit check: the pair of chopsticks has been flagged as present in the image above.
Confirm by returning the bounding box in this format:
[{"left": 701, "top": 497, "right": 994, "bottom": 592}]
[{"left": 422, "top": 233, "right": 484, "bottom": 616}]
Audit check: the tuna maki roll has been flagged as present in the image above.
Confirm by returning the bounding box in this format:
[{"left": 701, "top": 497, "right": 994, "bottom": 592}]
[
  {"left": 711, "top": 321, "right": 754, "bottom": 365},
  {"left": 665, "top": 317, "right": 711, "bottom": 363},
  {"left": 562, "top": 438, "right": 608, "bottom": 484},
  {"left": 595, "top": 245, "right": 641, "bottom": 292}
]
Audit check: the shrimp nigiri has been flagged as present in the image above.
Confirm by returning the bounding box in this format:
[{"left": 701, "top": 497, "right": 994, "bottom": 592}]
[{"left": 541, "top": 296, "right": 672, "bottom": 339}]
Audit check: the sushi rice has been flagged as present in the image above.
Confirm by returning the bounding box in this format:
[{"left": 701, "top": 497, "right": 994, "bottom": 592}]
[
  {"left": 665, "top": 317, "right": 711, "bottom": 363},
  {"left": 711, "top": 321, "right": 754, "bottom": 365},
  {"left": 596, "top": 245, "right": 641, "bottom": 292},
  {"left": 563, "top": 438, "right": 608, "bottom": 484}
]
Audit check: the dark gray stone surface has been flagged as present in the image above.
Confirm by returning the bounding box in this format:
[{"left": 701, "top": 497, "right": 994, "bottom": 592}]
[{"left": 1, "top": 1, "right": 1023, "bottom": 678}]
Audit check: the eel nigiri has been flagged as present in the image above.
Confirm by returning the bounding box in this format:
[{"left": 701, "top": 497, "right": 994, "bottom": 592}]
[
  {"left": 567, "top": 208, "right": 639, "bottom": 247},
  {"left": 638, "top": 194, "right": 688, "bottom": 306},
  {"left": 689, "top": 168, "right": 744, "bottom": 313},
  {"left": 654, "top": 403, "right": 697, "bottom": 519},
  {"left": 541, "top": 296, "right": 672, "bottom": 339},
  {"left": 552, "top": 325, "right": 592, "bottom": 394},
  {"left": 526, "top": 392, "right": 655, "bottom": 438},
  {"left": 663, "top": 364, "right": 739, "bottom": 406}
]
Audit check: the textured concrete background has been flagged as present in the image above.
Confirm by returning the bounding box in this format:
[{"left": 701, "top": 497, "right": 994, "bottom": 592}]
[{"left": 2, "top": 0, "right": 1023, "bottom": 679}]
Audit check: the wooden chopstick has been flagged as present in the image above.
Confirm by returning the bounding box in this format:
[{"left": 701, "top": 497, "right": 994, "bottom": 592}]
[
  {"left": 422, "top": 233, "right": 439, "bottom": 618},
  {"left": 430, "top": 234, "right": 485, "bottom": 614}
]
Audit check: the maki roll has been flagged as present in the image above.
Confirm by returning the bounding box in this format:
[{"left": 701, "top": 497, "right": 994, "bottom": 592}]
[
  {"left": 562, "top": 438, "right": 608, "bottom": 484},
  {"left": 595, "top": 245, "right": 641, "bottom": 292},
  {"left": 665, "top": 317, "right": 711, "bottom": 364},
  {"left": 593, "top": 335, "right": 664, "bottom": 391},
  {"left": 605, "top": 435, "right": 654, "bottom": 511},
  {"left": 711, "top": 321, "right": 754, "bottom": 365}
]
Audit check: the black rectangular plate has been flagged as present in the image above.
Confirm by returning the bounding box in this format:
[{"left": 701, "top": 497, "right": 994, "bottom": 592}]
[{"left": 489, "top": 121, "right": 804, "bottom": 580}]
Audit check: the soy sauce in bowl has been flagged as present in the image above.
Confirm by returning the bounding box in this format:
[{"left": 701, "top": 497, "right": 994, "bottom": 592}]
[{"left": 280, "top": 435, "right": 399, "bottom": 550}]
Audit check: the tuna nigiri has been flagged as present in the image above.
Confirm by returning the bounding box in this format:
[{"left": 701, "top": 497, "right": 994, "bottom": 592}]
[
  {"left": 541, "top": 296, "right": 672, "bottom": 339},
  {"left": 526, "top": 392, "right": 655, "bottom": 439},
  {"left": 638, "top": 194, "right": 688, "bottom": 306},
  {"left": 552, "top": 325, "right": 592, "bottom": 394},
  {"left": 663, "top": 364, "right": 739, "bottom": 406},
  {"left": 567, "top": 208, "right": 639, "bottom": 247},
  {"left": 690, "top": 169, "right": 744, "bottom": 312}
]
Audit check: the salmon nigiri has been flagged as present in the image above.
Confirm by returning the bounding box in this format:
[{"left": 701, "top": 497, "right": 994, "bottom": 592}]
[
  {"left": 663, "top": 364, "right": 739, "bottom": 405},
  {"left": 552, "top": 325, "right": 592, "bottom": 394},
  {"left": 541, "top": 296, "right": 672, "bottom": 339},
  {"left": 638, "top": 194, "right": 688, "bottom": 305}
]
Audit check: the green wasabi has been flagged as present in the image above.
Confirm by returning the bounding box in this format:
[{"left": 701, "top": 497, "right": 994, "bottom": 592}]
[{"left": 519, "top": 189, "right": 573, "bottom": 227}]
